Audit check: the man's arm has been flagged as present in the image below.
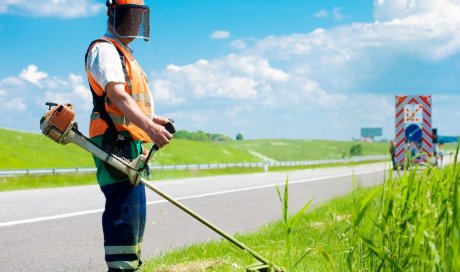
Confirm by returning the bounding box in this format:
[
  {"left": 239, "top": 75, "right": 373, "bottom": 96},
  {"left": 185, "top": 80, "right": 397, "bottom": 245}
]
[{"left": 106, "top": 82, "right": 172, "bottom": 147}]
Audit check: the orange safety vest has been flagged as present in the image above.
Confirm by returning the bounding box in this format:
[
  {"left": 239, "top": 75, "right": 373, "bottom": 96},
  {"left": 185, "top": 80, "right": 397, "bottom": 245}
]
[{"left": 85, "top": 36, "right": 153, "bottom": 142}]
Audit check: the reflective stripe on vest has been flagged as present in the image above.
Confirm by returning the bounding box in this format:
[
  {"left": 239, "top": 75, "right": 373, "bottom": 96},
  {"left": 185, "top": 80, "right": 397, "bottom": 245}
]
[
  {"left": 91, "top": 112, "right": 129, "bottom": 126},
  {"left": 86, "top": 36, "right": 153, "bottom": 142}
]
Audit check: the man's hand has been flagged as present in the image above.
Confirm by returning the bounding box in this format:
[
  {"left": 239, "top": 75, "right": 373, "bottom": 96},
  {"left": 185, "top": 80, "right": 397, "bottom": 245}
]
[
  {"left": 106, "top": 82, "right": 173, "bottom": 148},
  {"left": 147, "top": 124, "right": 172, "bottom": 148}
]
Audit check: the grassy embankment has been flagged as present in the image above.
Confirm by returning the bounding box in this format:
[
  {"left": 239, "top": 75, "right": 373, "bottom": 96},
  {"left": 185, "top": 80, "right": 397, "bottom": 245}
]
[
  {"left": 1, "top": 128, "right": 390, "bottom": 191},
  {"left": 142, "top": 154, "right": 460, "bottom": 271}
]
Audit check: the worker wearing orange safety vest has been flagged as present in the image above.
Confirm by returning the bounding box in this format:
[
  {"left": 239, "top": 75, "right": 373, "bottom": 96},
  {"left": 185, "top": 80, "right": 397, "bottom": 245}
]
[{"left": 85, "top": 0, "right": 173, "bottom": 271}]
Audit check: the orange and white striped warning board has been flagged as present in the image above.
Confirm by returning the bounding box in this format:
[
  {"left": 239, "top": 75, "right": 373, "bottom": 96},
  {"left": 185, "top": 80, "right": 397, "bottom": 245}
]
[{"left": 395, "top": 95, "right": 432, "bottom": 166}]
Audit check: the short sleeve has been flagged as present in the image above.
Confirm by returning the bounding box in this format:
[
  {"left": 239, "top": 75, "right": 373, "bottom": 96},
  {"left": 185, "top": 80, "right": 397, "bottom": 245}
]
[{"left": 86, "top": 42, "right": 125, "bottom": 91}]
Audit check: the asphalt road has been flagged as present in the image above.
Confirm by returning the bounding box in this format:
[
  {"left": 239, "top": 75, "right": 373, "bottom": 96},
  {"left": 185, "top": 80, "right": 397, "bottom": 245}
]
[{"left": 0, "top": 163, "right": 389, "bottom": 271}]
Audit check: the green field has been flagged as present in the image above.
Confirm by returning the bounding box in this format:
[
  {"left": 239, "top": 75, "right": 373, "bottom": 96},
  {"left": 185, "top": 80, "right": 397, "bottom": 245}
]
[
  {"left": 0, "top": 128, "right": 389, "bottom": 170},
  {"left": 217, "top": 139, "right": 389, "bottom": 161}
]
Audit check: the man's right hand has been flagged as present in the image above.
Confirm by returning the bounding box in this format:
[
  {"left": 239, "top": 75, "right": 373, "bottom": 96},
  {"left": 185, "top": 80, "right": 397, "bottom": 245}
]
[{"left": 148, "top": 124, "right": 173, "bottom": 148}]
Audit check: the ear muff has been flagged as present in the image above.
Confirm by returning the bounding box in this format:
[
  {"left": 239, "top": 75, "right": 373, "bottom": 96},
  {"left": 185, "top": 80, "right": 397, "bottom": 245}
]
[{"left": 106, "top": 0, "right": 116, "bottom": 19}]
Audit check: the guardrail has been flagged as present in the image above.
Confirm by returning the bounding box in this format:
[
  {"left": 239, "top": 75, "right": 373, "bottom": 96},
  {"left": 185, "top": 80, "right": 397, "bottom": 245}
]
[{"left": 0, "top": 155, "right": 387, "bottom": 177}]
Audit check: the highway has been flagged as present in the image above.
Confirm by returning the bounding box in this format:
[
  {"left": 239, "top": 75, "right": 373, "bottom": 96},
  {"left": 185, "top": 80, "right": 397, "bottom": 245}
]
[{"left": 0, "top": 162, "right": 389, "bottom": 271}]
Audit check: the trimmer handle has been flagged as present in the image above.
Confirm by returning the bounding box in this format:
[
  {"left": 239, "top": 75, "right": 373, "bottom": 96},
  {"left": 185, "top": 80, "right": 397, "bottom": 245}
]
[
  {"left": 152, "top": 118, "right": 176, "bottom": 151},
  {"left": 132, "top": 119, "right": 176, "bottom": 185},
  {"left": 45, "top": 102, "right": 58, "bottom": 110}
]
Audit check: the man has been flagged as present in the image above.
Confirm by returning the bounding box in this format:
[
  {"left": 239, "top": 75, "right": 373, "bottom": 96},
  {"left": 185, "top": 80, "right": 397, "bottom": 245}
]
[
  {"left": 389, "top": 140, "right": 396, "bottom": 170},
  {"left": 85, "top": 0, "right": 173, "bottom": 271},
  {"left": 438, "top": 142, "right": 446, "bottom": 169}
]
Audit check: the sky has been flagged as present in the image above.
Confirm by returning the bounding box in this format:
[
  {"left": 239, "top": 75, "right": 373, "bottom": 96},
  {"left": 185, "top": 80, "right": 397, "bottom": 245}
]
[{"left": 1, "top": 0, "right": 460, "bottom": 140}]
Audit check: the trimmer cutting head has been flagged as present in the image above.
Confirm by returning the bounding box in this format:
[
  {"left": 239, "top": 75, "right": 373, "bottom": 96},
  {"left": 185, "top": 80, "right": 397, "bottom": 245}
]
[{"left": 246, "top": 263, "right": 283, "bottom": 272}]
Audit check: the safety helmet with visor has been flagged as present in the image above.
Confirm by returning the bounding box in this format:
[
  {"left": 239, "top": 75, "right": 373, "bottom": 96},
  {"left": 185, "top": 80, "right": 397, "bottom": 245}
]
[{"left": 107, "top": 0, "right": 150, "bottom": 42}]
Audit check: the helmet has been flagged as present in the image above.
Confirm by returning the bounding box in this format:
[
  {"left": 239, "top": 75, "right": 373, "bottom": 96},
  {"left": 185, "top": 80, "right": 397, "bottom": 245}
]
[{"left": 106, "top": 0, "right": 150, "bottom": 42}]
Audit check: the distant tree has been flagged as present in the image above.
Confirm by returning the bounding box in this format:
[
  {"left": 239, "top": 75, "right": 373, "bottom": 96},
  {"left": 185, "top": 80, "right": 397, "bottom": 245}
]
[
  {"left": 209, "top": 133, "right": 233, "bottom": 141},
  {"left": 349, "top": 144, "right": 363, "bottom": 156},
  {"left": 174, "top": 130, "right": 192, "bottom": 139},
  {"left": 190, "top": 130, "right": 210, "bottom": 141},
  {"left": 174, "top": 130, "right": 233, "bottom": 142},
  {"left": 236, "top": 133, "right": 244, "bottom": 141}
]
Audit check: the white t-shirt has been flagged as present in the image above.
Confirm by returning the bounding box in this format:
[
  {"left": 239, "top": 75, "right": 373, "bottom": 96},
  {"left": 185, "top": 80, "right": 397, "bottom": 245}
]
[
  {"left": 86, "top": 41, "right": 126, "bottom": 91},
  {"left": 86, "top": 36, "right": 155, "bottom": 118}
]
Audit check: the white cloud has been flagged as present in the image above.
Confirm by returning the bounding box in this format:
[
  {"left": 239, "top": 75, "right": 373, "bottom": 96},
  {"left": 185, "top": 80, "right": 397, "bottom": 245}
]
[
  {"left": 332, "top": 7, "right": 345, "bottom": 20},
  {"left": 314, "top": 7, "right": 345, "bottom": 20},
  {"left": 152, "top": 55, "right": 289, "bottom": 104},
  {"left": 3, "top": 97, "right": 26, "bottom": 112},
  {"left": 230, "top": 39, "right": 248, "bottom": 50},
  {"left": 148, "top": 0, "right": 460, "bottom": 139},
  {"left": 315, "top": 9, "right": 329, "bottom": 18},
  {"left": 0, "top": 66, "right": 93, "bottom": 133},
  {"left": 43, "top": 74, "right": 92, "bottom": 111},
  {"left": 19, "top": 65, "right": 48, "bottom": 86},
  {"left": 0, "top": 0, "right": 105, "bottom": 18},
  {"left": 1, "top": 76, "right": 24, "bottom": 87},
  {"left": 210, "top": 30, "right": 231, "bottom": 40}
]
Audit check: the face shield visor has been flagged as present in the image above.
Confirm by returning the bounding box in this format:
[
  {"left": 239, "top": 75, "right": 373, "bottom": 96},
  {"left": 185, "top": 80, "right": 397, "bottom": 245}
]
[{"left": 112, "top": 4, "right": 150, "bottom": 42}]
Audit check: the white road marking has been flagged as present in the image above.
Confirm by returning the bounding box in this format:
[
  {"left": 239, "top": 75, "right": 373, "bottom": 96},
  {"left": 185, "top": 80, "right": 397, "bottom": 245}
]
[{"left": 0, "top": 170, "right": 379, "bottom": 228}]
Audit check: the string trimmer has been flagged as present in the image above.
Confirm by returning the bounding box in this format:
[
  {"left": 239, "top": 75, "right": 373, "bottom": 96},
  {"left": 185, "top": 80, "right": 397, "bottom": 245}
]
[{"left": 40, "top": 102, "right": 284, "bottom": 272}]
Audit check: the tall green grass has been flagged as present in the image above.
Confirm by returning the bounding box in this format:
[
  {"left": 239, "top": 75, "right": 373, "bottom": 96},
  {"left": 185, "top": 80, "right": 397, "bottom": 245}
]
[{"left": 339, "top": 149, "right": 460, "bottom": 271}]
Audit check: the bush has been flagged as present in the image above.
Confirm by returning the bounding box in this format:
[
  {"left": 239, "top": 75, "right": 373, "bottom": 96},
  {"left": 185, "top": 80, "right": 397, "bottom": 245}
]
[
  {"left": 349, "top": 144, "right": 362, "bottom": 156},
  {"left": 174, "top": 130, "right": 232, "bottom": 142}
]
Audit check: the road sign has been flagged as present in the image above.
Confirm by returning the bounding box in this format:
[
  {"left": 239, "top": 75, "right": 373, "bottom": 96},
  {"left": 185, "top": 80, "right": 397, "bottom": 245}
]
[
  {"left": 361, "top": 127, "right": 383, "bottom": 138},
  {"left": 404, "top": 124, "right": 422, "bottom": 142},
  {"left": 395, "top": 95, "right": 432, "bottom": 166}
]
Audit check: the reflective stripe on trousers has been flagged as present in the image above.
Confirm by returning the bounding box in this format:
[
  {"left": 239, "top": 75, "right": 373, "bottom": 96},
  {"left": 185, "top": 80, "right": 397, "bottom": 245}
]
[{"left": 101, "top": 181, "right": 146, "bottom": 272}]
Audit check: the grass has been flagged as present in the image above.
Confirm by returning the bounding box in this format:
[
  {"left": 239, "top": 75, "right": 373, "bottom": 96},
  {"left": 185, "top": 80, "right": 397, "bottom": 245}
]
[
  {"left": 0, "top": 128, "right": 259, "bottom": 169},
  {"left": 217, "top": 139, "right": 389, "bottom": 161},
  {"left": 340, "top": 150, "right": 460, "bottom": 271},
  {"left": 141, "top": 157, "right": 460, "bottom": 271},
  {"left": 0, "top": 128, "right": 95, "bottom": 169},
  {"left": 0, "top": 128, "right": 389, "bottom": 170},
  {"left": 141, "top": 184, "right": 374, "bottom": 271},
  {"left": 0, "top": 173, "right": 97, "bottom": 191}
]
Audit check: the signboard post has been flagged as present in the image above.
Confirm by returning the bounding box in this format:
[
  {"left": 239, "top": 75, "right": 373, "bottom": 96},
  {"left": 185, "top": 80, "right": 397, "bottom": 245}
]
[{"left": 395, "top": 95, "right": 432, "bottom": 168}]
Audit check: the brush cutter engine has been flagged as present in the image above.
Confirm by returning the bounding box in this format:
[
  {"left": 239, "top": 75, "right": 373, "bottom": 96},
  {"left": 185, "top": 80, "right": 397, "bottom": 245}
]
[
  {"left": 39, "top": 102, "right": 148, "bottom": 186},
  {"left": 40, "top": 102, "right": 76, "bottom": 145}
]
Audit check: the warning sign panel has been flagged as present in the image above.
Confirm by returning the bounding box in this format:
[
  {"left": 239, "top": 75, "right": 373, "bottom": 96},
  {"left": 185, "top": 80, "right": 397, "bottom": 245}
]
[{"left": 395, "top": 95, "right": 432, "bottom": 167}]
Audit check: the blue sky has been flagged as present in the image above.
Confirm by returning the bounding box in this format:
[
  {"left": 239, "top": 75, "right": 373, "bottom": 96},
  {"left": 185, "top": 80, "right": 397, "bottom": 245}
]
[{"left": 0, "top": 0, "right": 459, "bottom": 140}]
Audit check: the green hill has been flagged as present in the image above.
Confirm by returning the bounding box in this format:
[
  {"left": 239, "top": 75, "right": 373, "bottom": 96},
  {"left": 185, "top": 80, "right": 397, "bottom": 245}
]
[
  {"left": 217, "top": 139, "right": 389, "bottom": 161},
  {"left": 0, "top": 128, "right": 389, "bottom": 170},
  {"left": 0, "top": 128, "right": 259, "bottom": 169},
  {"left": 0, "top": 129, "right": 95, "bottom": 169}
]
